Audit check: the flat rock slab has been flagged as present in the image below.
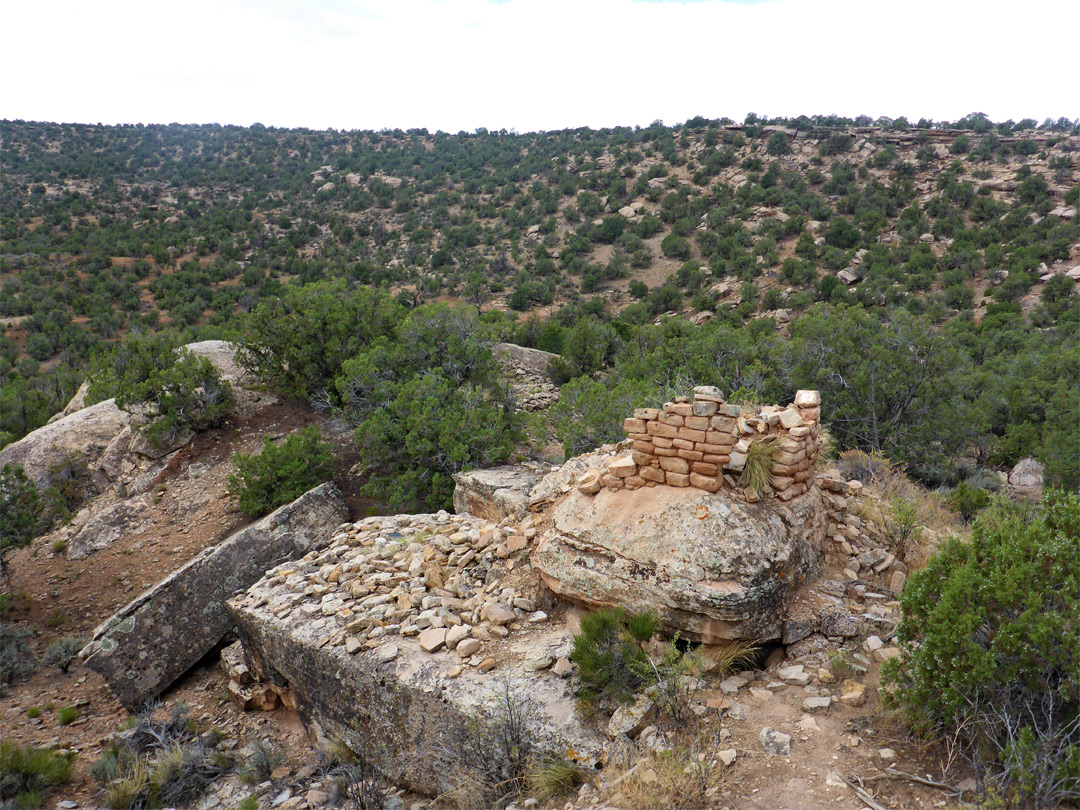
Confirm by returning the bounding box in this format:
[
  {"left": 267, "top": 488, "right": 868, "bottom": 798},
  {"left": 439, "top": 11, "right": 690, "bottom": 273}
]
[
  {"left": 452, "top": 464, "right": 546, "bottom": 523},
  {"left": 533, "top": 483, "right": 825, "bottom": 642},
  {"left": 82, "top": 482, "right": 347, "bottom": 711}
]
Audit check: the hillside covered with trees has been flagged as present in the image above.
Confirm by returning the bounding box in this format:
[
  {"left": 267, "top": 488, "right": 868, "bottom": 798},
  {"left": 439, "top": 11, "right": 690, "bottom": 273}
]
[{"left": 1, "top": 113, "right": 1078, "bottom": 495}]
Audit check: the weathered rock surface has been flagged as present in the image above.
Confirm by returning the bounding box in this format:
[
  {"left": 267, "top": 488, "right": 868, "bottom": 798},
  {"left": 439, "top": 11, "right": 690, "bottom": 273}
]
[
  {"left": 493, "top": 343, "right": 559, "bottom": 380},
  {"left": 1009, "top": 457, "right": 1044, "bottom": 490},
  {"left": 82, "top": 482, "right": 347, "bottom": 710},
  {"left": 533, "top": 483, "right": 825, "bottom": 642},
  {"left": 0, "top": 398, "right": 129, "bottom": 490},
  {"left": 68, "top": 494, "right": 153, "bottom": 559},
  {"left": 452, "top": 463, "right": 547, "bottom": 523}
]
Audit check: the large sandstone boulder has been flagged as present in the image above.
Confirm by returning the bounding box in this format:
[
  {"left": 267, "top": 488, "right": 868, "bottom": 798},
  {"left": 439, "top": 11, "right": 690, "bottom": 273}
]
[
  {"left": 0, "top": 398, "right": 128, "bottom": 490},
  {"left": 532, "top": 484, "right": 826, "bottom": 643},
  {"left": 493, "top": 343, "right": 560, "bottom": 381},
  {"left": 452, "top": 463, "right": 548, "bottom": 523},
  {"left": 82, "top": 482, "right": 348, "bottom": 711},
  {"left": 1008, "top": 457, "right": 1044, "bottom": 490},
  {"left": 68, "top": 495, "right": 153, "bottom": 559}
]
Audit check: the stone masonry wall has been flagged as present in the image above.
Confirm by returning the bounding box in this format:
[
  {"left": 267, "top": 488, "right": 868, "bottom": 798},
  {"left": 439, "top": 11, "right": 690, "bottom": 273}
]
[{"left": 582, "top": 386, "right": 822, "bottom": 501}]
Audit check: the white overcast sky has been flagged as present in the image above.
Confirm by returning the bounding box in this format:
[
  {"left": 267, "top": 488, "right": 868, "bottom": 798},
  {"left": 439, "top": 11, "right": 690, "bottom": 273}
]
[{"left": 3, "top": 0, "right": 1076, "bottom": 133}]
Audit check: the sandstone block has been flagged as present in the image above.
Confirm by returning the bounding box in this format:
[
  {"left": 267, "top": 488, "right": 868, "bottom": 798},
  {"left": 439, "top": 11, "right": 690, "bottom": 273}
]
[
  {"left": 647, "top": 421, "right": 678, "bottom": 439},
  {"left": 632, "top": 440, "right": 655, "bottom": 454},
  {"left": 684, "top": 416, "right": 710, "bottom": 431},
  {"left": 635, "top": 408, "right": 660, "bottom": 420},
  {"left": 794, "top": 390, "right": 821, "bottom": 407},
  {"left": 631, "top": 450, "right": 653, "bottom": 466},
  {"left": 639, "top": 466, "right": 665, "bottom": 483},
  {"left": 609, "top": 456, "right": 637, "bottom": 478},
  {"left": 659, "top": 456, "right": 690, "bottom": 474},
  {"left": 705, "top": 430, "right": 734, "bottom": 445},
  {"left": 653, "top": 446, "right": 678, "bottom": 457},
  {"left": 677, "top": 427, "right": 707, "bottom": 443},
  {"left": 692, "top": 401, "right": 718, "bottom": 417},
  {"left": 702, "top": 453, "right": 730, "bottom": 465},
  {"left": 623, "top": 418, "right": 647, "bottom": 433},
  {"left": 693, "top": 385, "right": 723, "bottom": 402},
  {"left": 689, "top": 473, "right": 720, "bottom": 492},
  {"left": 652, "top": 436, "right": 673, "bottom": 448},
  {"left": 717, "top": 404, "right": 741, "bottom": 418},
  {"left": 666, "top": 472, "right": 690, "bottom": 487},
  {"left": 672, "top": 437, "right": 695, "bottom": 450},
  {"left": 799, "top": 406, "right": 821, "bottom": 422},
  {"left": 577, "top": 471, "right": 602, "bottom": 495},
  {"left": 665, "top": 403, "right": 694, "bottom": 417},
  {"left": 601, "top": 474, "right": 622, "bottom": 488},
  {"left": 692, "top": 462, "right": 719, "bottom": 476},
  {"left": 659, "top": 413, "right": 685, "bottom": 428},
  {"left": 419, "top": 627, "right": 448, "bottom": 653},
  {"left": 677, "top": 449, "right": 704, "bottom": 462},
  {"left": 778, "top": 408, "right": 803, "bottom": 429},
  {"left": 709, "top": 416, "right": 737, "bottom": 432},
  {"left": 625, "top": 475, "right": 646, "bottom": 488}
]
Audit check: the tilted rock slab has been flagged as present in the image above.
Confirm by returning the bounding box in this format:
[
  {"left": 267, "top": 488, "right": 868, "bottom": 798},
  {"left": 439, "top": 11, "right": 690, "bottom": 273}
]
[
  {"left": 532, "top": 484, "right": 825, "bottom": 642},
  {"left": 452, "top": 463, "right": 548, "bottom": 523},
  {"left": 82, "top": 482, "right": 347, "bottom": 711}
]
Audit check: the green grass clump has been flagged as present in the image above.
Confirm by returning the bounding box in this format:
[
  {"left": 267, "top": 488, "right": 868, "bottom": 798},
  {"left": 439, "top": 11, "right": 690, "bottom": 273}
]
[
  {"left": 25, "top": 708, "right": 40, "bottom": 719},
  {"left": 0, "top": 741, "right": 76, "bottom": 809},
  {"left": 528, "top": 757, "right": 584, "bottom": 801},
  {"left": 55, "top": 707, "right": 78, "bottom": 726},
  {"left": 738, "top": 435, "right": 779, "bottom": 497}
]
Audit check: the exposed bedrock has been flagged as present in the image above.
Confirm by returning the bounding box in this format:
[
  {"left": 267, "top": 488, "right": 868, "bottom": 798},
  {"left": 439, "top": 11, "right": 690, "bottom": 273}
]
[{"left": 532, "top": 484, "right": 826, "bottom": 643}]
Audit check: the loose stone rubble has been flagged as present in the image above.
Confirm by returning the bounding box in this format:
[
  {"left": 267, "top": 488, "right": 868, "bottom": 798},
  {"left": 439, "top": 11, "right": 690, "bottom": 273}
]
[{"left": 228, "top": 509, "right": 603, "bottom": 798}]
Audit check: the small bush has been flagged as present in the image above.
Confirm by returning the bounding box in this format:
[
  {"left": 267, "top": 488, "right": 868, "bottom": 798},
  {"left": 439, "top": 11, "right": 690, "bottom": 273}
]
[
  {"left": 946, "top": 480, "right": 990, "bottom": 521},
  {"left": 1, "top": 464, "right": 44, "bottom": 578},
  {"left": 25, "top": 708, "right": 41, "bottom": 719},
  {"left": 571, "top": 607, "right": 657, "bottom": 713},
  {"left": 44, "top": 636, "right": 84, "bottom": 673},
  {"left": 884, "top": 489, "right": 1080, "bottom": 809},
  {"left": 45, "top": 610, "right": 66, "bottom": 628},
  {"left": 0, "top": 623, "right": 35, "bottom": 685},
  {"left": 91, "top": 702, "right": 233, "bottom": 810},
  {"left": 0, "top": 742, "right": 76, "bottom": 809},
  {"left": 56, "top": 706, "right": 78, "bottom": 726},
  {"left": 228, "top": 427, "right": 334, "bottom": 518},
  {"left": 238, "top": 740, "right": 283, "bottom": 785}
]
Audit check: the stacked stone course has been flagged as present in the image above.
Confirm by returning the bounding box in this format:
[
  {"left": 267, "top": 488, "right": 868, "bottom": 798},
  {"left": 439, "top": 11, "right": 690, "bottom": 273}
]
[{"left": 585, "top": 386, "right": 822, "bottom": 500}]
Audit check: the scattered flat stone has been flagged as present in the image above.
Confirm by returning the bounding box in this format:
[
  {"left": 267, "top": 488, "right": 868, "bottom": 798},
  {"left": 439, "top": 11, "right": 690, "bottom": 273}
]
[
  {"left": 760, "top": 727, "right": 792, "bottom": 756},
  {"left": 523, "top": 652, "right": 554, "bottom": 672},
  {"left": 720, "top": 675, "right": 747, "bottom": 695},
  {"left": 878, "top": 748, "right": 897, "bottom": 761},
  {"left": 445, "top": 624, "right": 470, "bottom": 649},
  {"left": 718, "top": 748, "right": 737, "bottom": 766},
  {"left": 481, "top": 603, "right": 516, "bottom": 625},
  {"left": 456, "top": 638, "right": 481, "bottom": 657},
  {"left": 606, "top": 694, "right": 657, "bottom": 739},
  {"left": 875, "top": 646, "right": 901, "bottom": 662},
  {"left": 863, "top": 635, "right": 883, "bottom": 652},
  {"left": 377, "top": 644, "right": 399, "bottom": 664},
  {"left": 777, "top": 664, "right": 811, "bottom": 686},
  {"left": 802, "top": 696, "right": 832, "bottom": 714},
  {"left": 344, "top": 636, "right": 363, "bottom": 655},
  {"left": 552, "top": 657, "right": 573, "bottom": 678},
  {"left": 418, "top": 627, "right": 447, "bottom": 653},
  {"left": 750, "top": 687, "right": 774, "bottom": 704},
  {"left": 477, "top": 657, "right": 497, "bottom": 672},
  {"left": 839, "top": 680, "right": 867, "bottom": 707}
]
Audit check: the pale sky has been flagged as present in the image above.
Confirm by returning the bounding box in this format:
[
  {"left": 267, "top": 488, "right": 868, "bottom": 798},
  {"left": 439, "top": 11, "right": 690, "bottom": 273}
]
[{"left": 3, "top": 0, "right": 1076, "bottom": 133}]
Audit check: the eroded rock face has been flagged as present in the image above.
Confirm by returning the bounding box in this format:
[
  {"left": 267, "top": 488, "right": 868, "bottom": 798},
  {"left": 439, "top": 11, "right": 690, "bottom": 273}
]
[
  {"left": 532, "top": 483, "right": 825, "bottom": 642},
  {"left": 0, "top": 398, "right": 129, "bottom": 490},
  {"left": 82, "top": 482, "right": 348, "bottom": 711},
  {"left": 452, "top": 463, "right": 549, "bottom": 523}
]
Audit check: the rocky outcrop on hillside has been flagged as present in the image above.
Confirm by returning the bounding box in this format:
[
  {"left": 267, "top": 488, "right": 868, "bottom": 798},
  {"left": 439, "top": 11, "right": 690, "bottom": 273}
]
[
  {"left": 534, "top": 483, "right": 825, "bottom": 642},
  {"left": 83, "top": 482, "right": 348, "bottom": 711},
  {"left": 493, "top": 342, "right": 560, "bottom": 412},
  {"left": 451, "top": 462, "right": 552, "bottom": 523}
]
